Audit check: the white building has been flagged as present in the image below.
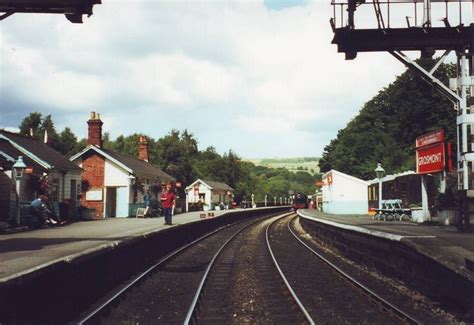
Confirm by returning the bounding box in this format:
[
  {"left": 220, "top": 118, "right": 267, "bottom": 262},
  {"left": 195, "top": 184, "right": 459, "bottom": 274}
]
[
  {"left": 70, "top": 113, "right": 174, "bottom": 219},
  {"left": 321, "top": 169, "right": 369, "bottom": 215},
  {"left": 185, "top": 179, "right": 234, "bottom": 211}
]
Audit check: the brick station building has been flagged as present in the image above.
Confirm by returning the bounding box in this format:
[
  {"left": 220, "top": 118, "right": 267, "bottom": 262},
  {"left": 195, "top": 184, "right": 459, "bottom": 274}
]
[{"left": 70, "top": 112, "right": 174, "bottom": 218}]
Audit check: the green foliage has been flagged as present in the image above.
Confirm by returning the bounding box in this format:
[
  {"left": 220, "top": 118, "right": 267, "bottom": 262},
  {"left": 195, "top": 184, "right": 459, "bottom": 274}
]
[
  {"left": 56, "top": 127, "right": 80, "bottom": 157},
  {"left": 19, "top": 112, "right": 42, "bottom": 138},
  {"left": 319, "top": 59, "right": 456, "bottom": 179},
  {"left": 18, "top": 114, "right": 316, "bottom": 202}
]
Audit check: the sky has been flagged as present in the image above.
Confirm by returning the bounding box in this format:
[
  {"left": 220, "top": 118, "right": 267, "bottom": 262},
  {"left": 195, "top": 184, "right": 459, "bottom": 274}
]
[{"left": 0, "top": 0, "right": 471, "bottom": 158}]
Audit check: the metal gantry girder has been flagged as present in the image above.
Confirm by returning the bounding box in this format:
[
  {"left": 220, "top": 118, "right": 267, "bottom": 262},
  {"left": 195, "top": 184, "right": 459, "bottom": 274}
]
[
  {"left": 0, "top": 0, "right": 101, "bottom": 23},
  {"left": 389, "top": 50, "right": 462, "bottom": 104}
]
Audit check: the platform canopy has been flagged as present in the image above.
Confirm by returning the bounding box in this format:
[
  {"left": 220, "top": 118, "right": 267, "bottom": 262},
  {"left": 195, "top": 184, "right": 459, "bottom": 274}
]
[{"left": 0, "top": 0, "right": 101, "bottom": 23}]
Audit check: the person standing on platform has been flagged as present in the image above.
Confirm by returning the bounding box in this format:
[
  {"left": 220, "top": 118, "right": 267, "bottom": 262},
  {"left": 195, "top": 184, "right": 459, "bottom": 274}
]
[
  {"left": 160, "top": 184, "right": 176, "bottom": 225},
  {"left": 143, "top": 190, "right": 152, "bottom": 217}
]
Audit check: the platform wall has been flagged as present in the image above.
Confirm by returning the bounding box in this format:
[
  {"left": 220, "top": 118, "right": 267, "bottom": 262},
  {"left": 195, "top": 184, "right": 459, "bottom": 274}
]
[{"left": 298, "top": 213, "right": 474, "bottom": 316}]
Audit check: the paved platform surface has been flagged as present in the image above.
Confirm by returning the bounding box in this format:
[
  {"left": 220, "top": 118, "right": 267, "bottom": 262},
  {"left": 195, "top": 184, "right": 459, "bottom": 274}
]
[
  {"left": 0, "top": 210, "right": 228, "bottom": 283},
  {"left": 299, "top": 209, "right": 474, "bottom": 281}
]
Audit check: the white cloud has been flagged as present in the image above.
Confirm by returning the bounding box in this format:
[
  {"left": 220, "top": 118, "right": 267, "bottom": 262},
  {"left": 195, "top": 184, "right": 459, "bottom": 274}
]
[{"left": 1, "top": 0, "right": 468, "bottom": 157}]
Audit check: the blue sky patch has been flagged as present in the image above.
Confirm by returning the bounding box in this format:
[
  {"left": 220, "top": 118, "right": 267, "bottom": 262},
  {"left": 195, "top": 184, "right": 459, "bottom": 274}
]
[{"left": 264, "top": 0, "right": 309, "bottom": 10}]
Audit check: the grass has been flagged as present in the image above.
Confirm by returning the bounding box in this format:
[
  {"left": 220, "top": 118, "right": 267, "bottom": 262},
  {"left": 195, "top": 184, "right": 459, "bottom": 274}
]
[{"left": 245, "top": 157, "right": 320, "bottom": 175}]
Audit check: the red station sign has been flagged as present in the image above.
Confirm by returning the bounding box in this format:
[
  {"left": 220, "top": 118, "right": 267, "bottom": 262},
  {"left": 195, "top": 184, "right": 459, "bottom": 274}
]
[
  {"left": 415, "top": 129, "right": 448, "bottom": 174},
  {"left": 416, "top": 129, "right": 444, "bottom": 148},
  {"left": 416, "top": 142, "right": 445, "bottom": 174}
]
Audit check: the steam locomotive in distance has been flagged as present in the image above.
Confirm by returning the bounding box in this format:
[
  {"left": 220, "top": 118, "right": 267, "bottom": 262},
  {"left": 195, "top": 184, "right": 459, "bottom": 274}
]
[{"left": 292, "top": 193, "right": 308, "bottom": 211}]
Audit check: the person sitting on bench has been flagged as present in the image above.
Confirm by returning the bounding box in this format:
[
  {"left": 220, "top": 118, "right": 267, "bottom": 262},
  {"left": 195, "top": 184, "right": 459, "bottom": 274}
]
[{"left": 29, "top": 195, "right": 58, "bottom": 227}]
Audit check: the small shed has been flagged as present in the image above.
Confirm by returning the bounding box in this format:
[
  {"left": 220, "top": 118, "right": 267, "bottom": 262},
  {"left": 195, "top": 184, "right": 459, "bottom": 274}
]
[
  {"left": 185, "top": 179, "right": 234, "bottom": 211},
  {"left": 321, "top": 169, "right": 369, "bottom": 215}
]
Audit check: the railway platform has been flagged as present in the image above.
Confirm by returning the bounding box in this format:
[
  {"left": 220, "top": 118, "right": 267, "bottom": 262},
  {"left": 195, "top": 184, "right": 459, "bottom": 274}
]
[
  {"left": 297, "top": 209, "right": 474, "bottom": 317},
  {"left": 298, "top": 209, "right": 474, "bottom": 278},
  {"left": 0, "top": 210, "right": 229, "bottom": 284}
]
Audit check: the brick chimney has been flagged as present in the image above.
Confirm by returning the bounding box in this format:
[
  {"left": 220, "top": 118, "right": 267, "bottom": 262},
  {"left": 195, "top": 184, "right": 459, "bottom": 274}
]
[
  {"left": 138, "top": 136, "right": 149, "bottom": 162},
  {"left": 87, "top": 112, "right": 103, "bottom": 147}
]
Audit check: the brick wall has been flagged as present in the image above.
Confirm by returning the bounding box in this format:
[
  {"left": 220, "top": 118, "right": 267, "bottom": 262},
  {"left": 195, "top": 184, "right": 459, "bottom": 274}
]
[{"left": 81, "top": 152, "right": 105, "bottom": 218}]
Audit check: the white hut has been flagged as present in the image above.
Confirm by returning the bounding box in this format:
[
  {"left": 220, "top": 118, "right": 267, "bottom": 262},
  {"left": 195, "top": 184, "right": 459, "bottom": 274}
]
[
  {"left": 185, "top": 179, "right": 234, "bottom": 211},
  {"left": 322, "top": 169, "right": 369, "bottom": 215}
]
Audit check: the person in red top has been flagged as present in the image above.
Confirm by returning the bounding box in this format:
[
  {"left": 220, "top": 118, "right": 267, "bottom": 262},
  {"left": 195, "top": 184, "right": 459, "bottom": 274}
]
[{"left": 160, "top": 183, "right": 176, "bottom": 225}]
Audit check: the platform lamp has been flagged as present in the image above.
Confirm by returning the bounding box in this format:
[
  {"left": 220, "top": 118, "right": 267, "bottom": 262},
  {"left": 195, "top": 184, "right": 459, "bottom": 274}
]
[
  {"left": 375, "top": 163, "right": 385, "bottom": 210},
  {"left": 128, "top": 174, "right": 136, "bottom": 203},
  {"left": 13, "top": 156, "right": 26, "bottom": 226}
]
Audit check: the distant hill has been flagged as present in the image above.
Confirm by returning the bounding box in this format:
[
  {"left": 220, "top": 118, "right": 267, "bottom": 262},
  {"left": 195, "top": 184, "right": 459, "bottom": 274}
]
[{"left": 245, "top": 157, "right": 320, "bottom": 175}]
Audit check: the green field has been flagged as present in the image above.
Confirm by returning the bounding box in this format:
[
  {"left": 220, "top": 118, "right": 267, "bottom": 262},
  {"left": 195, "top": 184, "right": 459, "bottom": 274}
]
[{"left": 245, "top": 157, "right": 320, "bottom": 175}]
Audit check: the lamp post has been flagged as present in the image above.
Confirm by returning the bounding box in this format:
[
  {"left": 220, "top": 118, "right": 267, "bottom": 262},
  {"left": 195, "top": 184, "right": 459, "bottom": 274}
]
[
  {"left": 375, "top": 163, "right": 385, "bottom": 209},
  {"left": 128, "top": 174, "right": 136, "bottom": 203},
  {"left": 13, "top": 156, "right": 26, "bottom": 226},
  {"left": 274, "top": 196, "right": 277, "bottom": 206},
  {"left": 264, "top": 194, "right": 267, "bottom": 207},
  {"left": 251, "top": 193, "right": 255, "bottom": 208}
]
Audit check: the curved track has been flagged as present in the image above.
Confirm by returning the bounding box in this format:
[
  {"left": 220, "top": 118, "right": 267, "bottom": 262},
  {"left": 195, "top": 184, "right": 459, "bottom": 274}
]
[
  {"left": 268, "top": 214, "right": 421, "bottom": 324},
  {"left": 184, "top": 212, "right": 312, "bottom": 324},
  {"left": 79, "top": 212, "right": 421, "bottom": 324},
  {"left": 77, "top": 215, "right": 268, "bottom": 324}
]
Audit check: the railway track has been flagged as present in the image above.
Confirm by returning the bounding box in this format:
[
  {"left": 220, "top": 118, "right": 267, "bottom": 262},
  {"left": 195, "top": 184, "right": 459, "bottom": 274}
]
[
  {"left": 77, "top": 212, "right": 286, "bottom": 324},
  {"left": 185, "top": 212, "right": 312, "bottom": 324},
  {"left": 78, "top": 211, "right": 420, "bottom": 324},
  {"left": 76, "top": 217, "right": 255, "bottom": 324},
  {"left": 268, "top": 214, "right": 421, "bottom": 324}
]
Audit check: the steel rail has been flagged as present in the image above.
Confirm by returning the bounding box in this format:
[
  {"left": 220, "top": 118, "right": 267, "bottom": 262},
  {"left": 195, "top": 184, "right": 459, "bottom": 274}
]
[
  {"left": 77, "top": 219, "right": 251, "bottom": 324},
  {"left": 265, "top": 215, "right": 316, "bottom": 325},
  {"left": 287, "top": 216, "right": 421, "bottom": 325},
  {"left": 183, "top": 211, "right": 294, "bottom": 325}
]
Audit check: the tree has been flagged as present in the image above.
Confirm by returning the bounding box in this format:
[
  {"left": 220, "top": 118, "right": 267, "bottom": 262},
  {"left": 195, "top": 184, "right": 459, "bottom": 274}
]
[
  {"left": 56, "top": 127, "right": 78, "bottom": 157},
  {"left": 319, "top": 59, "right": 456, "bottom": 179},
  {"left": 19, "top": 112, "right": 42, "bottom": 138},
  {"left": 154, "top": 129, "right": 199, "bottom": 187},
  {"left": 18, "top": 112, "right": 82, "bottom": 156}
]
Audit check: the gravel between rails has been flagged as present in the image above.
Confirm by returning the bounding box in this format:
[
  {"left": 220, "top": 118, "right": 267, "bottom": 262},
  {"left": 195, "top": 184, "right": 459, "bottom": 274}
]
[
  {"left": 291, "top": 215, "right": 463, "bottom": 324},
  {"left": 269, "top": 214, "right": 400, "bottom": 324},
  {"left": 192, "top": 215, "right": 307, "bottom": 324},
  {"left": 95, "top": 219, "right": 260, "bottom": 324}
]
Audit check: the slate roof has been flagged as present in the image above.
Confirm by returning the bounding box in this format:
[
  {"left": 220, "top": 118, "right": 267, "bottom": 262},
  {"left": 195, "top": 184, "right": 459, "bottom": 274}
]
[
  {"left": 0, "top": 138, "right": 48, "bottom": 173},
  {"left": 0, "top": 130, "right": 80, "bottom": 172},
  {"left": 204, "top": 180, "right": 234, "bottom": 191},
  {"left": 188, "top": 179, "right": 234, "bottom": 191},
  {"left": 71, "top": 145, "right": 175, "bottom": 183},
  {"left": 100, "top": 148, "right": 175, "bottom": 182}
]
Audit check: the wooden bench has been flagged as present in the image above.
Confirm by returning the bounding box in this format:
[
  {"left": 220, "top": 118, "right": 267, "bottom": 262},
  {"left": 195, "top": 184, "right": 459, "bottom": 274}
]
[{"left": 136, "top": 207, "right": 147, "bottom": 218}]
